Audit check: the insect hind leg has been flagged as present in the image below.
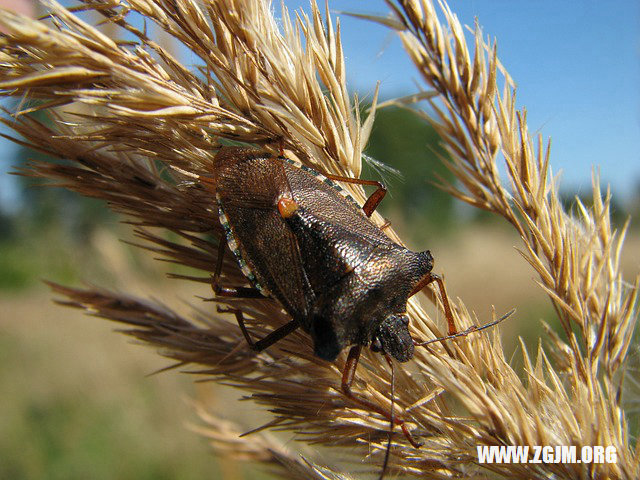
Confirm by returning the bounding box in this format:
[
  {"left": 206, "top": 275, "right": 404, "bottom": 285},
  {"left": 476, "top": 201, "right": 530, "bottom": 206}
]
[
  {"left": 218, "top": 306, "right": 300, "bottom": 352},
  {"left": 324, "top": 174, "right": 387, "bottom": 217},
  {"left": 213, "top": 238, "right": 300, "bottom": 351}
]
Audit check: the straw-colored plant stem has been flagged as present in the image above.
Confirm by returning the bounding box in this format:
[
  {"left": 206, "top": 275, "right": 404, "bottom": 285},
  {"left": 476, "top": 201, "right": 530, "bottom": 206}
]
[{"left": 0, "top": 0, "right": 637, "bottom": 478}]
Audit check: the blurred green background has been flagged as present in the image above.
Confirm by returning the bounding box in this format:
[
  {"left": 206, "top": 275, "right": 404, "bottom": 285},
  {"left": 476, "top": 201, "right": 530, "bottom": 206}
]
[{"left": 2, "top": 105, "right": 640, "bottom": 479}]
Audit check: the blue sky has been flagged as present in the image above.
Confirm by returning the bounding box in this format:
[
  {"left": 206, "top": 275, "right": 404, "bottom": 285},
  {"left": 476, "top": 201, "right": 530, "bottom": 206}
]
[
  {"left": 285, "top": 0, "right": 640, "bottom": 200},
  {"left": 2, "top": 1, "right": 639, "bottom": 209}
]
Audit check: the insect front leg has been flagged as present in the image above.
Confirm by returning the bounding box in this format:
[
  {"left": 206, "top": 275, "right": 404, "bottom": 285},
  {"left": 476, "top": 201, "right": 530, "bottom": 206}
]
[
  {"left": 410, "top": 272, "right": 457, "bottom": 335},
  {"left": 341, "top": 345, "right": 423, "bottom": 449},
  {"left": 411, "top": 274, "right": 514, "bottom": 347}
]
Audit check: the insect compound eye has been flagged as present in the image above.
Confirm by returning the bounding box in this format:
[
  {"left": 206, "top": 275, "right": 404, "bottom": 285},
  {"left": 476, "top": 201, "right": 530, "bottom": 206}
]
[
  {"left": 370, "top": 336, "right": 383, "bottom": 353},
  {"left": 376, "top": 313, "right": 414, "bottom": 363}
]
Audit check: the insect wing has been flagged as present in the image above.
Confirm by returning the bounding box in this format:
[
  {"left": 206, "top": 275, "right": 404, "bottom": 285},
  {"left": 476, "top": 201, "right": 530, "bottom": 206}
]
[
  {"left": 214, "top": 149, "right": 314, "bottom": 319},
  {"left": 283, "top": 161, "right": 391, "bottom": 244}
]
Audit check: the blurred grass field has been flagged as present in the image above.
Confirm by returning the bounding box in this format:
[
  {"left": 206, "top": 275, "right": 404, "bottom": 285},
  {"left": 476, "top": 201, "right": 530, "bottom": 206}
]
[
  {"left": 0, "top": 226, "right": 270, "bottom": 479},
  {"left": 2, "top": 222, "right": 638, "bottom": 479},
  {"left": 0, "top": 284, "right": 221, "bottom": 479}
]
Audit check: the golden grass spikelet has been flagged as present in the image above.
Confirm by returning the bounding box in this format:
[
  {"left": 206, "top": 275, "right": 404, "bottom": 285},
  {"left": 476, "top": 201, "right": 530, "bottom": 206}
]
[
  {"left": 1, "top": 0, "right": 638, "bottom": 478},
  {"left": 377, "top": 0, "right": 638, "bottom": 478}
]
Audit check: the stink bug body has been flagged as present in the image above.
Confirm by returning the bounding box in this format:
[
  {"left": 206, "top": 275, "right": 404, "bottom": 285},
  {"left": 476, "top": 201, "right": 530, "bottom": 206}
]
[
  {"left": 211, "top": 147, "right": 457, "bottom": 359},
  {"left": 203, "top": 146, "right": 480, "bottom": 449}
]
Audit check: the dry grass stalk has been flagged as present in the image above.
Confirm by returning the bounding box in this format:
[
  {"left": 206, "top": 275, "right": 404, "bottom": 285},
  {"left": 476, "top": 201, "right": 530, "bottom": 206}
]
[
  {"left": 190, "top": 403, "right": 352, "bottom": 480},
  {"left": 0, "top": 0, "right": 637, "bottom": 478}
]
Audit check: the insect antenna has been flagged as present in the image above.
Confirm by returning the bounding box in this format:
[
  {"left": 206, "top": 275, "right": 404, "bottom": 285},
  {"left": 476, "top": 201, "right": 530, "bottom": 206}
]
[
  {"left": 415, "top": 309, "right": 516, "bottom": 347},
  {"left": 379, "top": 353, "right": 395, "bottom": 480},
  {"left": 412, "top": 271, "right": 514, "bottom": 344}
]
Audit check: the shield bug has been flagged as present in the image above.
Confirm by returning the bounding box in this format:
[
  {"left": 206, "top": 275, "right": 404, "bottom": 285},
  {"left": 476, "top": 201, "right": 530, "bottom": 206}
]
[{"left": 199, "top": 146, "right": 503, "bottom": 451}]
